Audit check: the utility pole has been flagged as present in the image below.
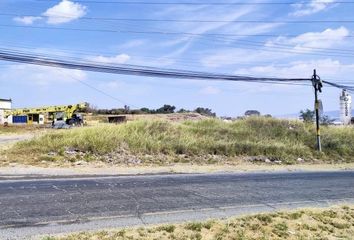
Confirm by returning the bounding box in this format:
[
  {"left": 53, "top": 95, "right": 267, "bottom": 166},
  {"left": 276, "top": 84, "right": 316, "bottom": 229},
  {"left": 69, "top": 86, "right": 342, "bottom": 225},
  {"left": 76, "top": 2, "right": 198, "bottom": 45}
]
[{"left": 312, "top": 69, "right": 323, "bottom": 152}]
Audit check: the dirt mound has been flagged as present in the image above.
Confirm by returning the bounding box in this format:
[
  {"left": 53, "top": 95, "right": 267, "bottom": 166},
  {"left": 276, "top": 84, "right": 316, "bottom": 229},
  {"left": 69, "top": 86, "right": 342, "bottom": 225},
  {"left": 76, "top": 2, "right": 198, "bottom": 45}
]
[{"left": 85, "top": 113, "right": 209, "bottom": 123}]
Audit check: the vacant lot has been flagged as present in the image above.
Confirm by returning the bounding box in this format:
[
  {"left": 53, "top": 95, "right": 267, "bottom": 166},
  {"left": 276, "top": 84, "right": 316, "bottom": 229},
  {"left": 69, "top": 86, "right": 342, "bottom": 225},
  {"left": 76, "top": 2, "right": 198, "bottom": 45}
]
[
  {"left": 45, "top": 205, "right": 354, "bottom": 240},
  {"left": 2, "top": 117, "right": 354, "bottom": 165}
]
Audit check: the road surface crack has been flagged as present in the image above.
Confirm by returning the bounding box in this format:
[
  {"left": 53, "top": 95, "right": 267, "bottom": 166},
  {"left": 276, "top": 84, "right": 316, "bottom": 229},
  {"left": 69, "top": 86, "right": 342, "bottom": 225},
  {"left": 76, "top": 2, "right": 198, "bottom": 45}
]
[
  {"left": 128, "top": 190, "right": 146, "bottom": 225},
  {"left": 52, "top": 185, "right": 68, "bottom": 193}
]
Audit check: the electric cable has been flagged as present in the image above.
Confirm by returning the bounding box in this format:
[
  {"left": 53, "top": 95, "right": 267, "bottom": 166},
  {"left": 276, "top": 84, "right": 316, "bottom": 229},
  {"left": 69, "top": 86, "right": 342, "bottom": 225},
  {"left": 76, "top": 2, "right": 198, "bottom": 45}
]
[
  {"left": 1, "top": 48, "right": 354, "bottom": 92},
  {"left": 5, "top": 12, "right": 354, "bottom": 24},
  {"left": 32, "top": 0, "right": 354, "bottom": 5}
]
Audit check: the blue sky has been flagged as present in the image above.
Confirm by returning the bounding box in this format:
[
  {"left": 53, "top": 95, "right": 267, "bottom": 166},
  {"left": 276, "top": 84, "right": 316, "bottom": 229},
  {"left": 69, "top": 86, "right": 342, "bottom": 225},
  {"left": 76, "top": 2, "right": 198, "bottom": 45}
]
[{"left": 0, "top": 0, "right": 353, "bottom": 117}]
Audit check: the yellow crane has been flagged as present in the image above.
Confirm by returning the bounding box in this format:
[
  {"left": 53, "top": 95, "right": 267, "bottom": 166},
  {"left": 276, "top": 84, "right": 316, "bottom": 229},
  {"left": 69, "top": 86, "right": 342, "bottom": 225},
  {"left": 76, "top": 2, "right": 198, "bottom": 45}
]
[{"left": 4, "top": 102, "right": 88, "bottom": 126}]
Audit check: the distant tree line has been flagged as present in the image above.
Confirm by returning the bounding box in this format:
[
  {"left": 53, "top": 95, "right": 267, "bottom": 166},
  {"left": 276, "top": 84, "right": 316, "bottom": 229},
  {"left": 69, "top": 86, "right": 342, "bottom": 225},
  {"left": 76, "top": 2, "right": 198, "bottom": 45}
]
[
  {"left": 86, "top": 104, "right": 216, "bottom": 117},
  {"left": 299, "top": 109, "right": 335, "bottom": 125}
]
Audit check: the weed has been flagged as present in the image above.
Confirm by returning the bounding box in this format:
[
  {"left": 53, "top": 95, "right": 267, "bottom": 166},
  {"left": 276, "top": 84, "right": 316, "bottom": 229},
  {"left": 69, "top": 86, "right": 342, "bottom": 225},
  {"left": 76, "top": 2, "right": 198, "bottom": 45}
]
[
  {"left": 323, "top": 210, "right": 337, "bottom": 218},
  {"left": 190, "top": 233, "right": 202, "bottom": 240},
  {"left": 288, "top": 211, "right": 303, "bottom": 220},
  {"left": 250, "top": 223, "right": 261, "bottom": 231},
  {"left": 156, "top": 224, "right": 176, "bottom": 233},
  {"left": 115, "top": 229, "right": 126, "bottom": 237},
  {"left": 273, "top": 222, "right": 289, "bottom": 237},
  {"left": 185, "top": 222, "right": 203, "bottom": 232},
  {"left": 256, "top": 214, "right": 273, "bottom": 224},
  {"left": 330, "top": 220, "right": 350, "bottom": 229},
  {"left": 202, "top": 220, "right": 215, "bottom": 230}
]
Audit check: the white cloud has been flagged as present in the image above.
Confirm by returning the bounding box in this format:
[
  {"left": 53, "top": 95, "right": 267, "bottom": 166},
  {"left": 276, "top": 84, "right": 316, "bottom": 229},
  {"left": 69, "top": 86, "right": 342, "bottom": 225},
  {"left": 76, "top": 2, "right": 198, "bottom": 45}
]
[
  {"left": 12, "top": 0, "right": 87, "bottom": 25},
  {"left": 234, "top": 59, "right": 354, "bottom": 80},
  {"left": 1, "top": 65, "right": 86, "bottom": 86},
  {"left": 149, "top": 3, "right": 283, "bottom": 66},
  {"left": 88, "top": 54, "right": 131, "bottom": 64},
  {"left": 13, "top": 16, "right": 42, "bottom": 25},
  {"left": 224, "top": 59, "right": 354, "bottom": 94},
  {"left": 291, "top": 0, "right": 336, "bottom": 16},
  {"left": 201, "top": 27, "right": 350, "bottom": 68},
  {"left": 267, "top": 27, "right": 349, "bottom": 50},
  {"left": 200, "top": 86, "right": 221, "bottom": 95},
  {"left": 43, "top": 0, "right": 87, "bottom": 24}
]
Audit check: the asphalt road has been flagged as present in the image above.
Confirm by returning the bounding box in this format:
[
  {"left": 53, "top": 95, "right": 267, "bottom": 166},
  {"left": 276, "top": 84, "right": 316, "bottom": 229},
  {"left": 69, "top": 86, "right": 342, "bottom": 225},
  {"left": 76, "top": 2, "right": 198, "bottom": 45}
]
[{"left": 1, "top": 171, "right": 354, "bottom": 239}]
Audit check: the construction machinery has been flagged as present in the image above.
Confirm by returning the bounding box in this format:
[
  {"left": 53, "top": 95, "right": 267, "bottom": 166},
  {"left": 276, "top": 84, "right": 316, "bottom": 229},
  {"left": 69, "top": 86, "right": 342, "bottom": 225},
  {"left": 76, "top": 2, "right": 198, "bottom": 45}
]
[{"left": 4, "top": 102, "right": 88, "bottom": 126}]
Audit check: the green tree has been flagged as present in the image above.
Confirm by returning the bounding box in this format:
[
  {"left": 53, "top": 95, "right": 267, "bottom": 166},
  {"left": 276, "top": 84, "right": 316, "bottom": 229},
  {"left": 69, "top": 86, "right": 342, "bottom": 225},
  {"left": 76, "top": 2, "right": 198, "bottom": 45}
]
[
  {"left": 194, "top": 107, "right": 216, "bottom": 117},
  {"left": 245, "top": 110, "right": 261, "bottom": 117},
  {"left": 156, "top": 105, "right": 176, "bottom": 114},
  {"left": 299, "top": 109, "right": 315, "bottom": 123},
  {"left": 177, "top": 108, "right": 190, "bottom": 113},
  {"left": 140, "top": 108, "right": 152, "bottom": 114},
  {"left": 123, "top": 105, "right": 130, "bottom": 114},
  {"left": 320, "top": 115, "right": 335, "bottom": 126}
]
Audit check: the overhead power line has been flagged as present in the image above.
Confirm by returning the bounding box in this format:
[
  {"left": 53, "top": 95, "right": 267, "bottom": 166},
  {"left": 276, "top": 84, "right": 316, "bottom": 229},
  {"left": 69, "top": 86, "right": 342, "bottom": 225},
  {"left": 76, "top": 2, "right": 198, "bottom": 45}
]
[
  {"left": 2, "top": 44, "right": 349, "bottom": 74},
  {"left": 323, "top": 80, "right": 354, "bottom": 91},
  {"left": 3, "top": 25, "right": 354, "bottom": 60},
  {"left": 205, "top": 37, "right": 354, "bottom": 57},
  {"left": 4, "top": 13, "right": 354, "bottom": 24},
  {"left": 1, "top": 42, "right": 352, "bottom": 69},
  {"left": 1, "top": 48, "right": 353, "bottom": 91},
  {"left": 0, "top": 48, "right": 310, "bottom": 83},
  {"left": 0, "top": 24, "right": 305, "bottom": 38},
  {"left": 1, "top": 33, "right": 353, "bottom": 61},
  {"left": 56, "top": 69, "right": 138, "bottom": 107},
  {"left": 32, "top": 0, "right": 354, "bottom": 5},
  {"left": 3, "top": 24, "right": 354, "bottom": 40}
]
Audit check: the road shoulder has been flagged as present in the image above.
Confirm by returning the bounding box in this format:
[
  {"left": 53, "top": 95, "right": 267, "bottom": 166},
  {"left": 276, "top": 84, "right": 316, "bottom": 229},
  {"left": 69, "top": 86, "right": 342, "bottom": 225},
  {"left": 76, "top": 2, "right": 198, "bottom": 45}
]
[
  {"left": 4, "top": 200, "right": 354, "bottom": 240},
  {"left": 0, "top": 163, "right": 353, "bottom": 180}
]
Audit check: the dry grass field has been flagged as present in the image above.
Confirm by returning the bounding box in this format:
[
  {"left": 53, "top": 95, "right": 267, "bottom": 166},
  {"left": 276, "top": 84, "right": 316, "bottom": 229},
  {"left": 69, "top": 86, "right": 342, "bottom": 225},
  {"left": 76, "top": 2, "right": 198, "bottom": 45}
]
[
  {"left": 2, "top": 117, "right": 354, "bottom": 166},
  {"left": 44, "top": 205, "right": 354, "bottom": 240}
]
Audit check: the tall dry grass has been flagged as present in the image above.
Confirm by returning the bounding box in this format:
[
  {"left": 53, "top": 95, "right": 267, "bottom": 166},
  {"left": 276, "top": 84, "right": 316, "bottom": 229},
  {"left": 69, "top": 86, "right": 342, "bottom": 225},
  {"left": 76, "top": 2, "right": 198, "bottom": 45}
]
[{"left": 8, "top": 117, "right": 354, "bottom": 164}]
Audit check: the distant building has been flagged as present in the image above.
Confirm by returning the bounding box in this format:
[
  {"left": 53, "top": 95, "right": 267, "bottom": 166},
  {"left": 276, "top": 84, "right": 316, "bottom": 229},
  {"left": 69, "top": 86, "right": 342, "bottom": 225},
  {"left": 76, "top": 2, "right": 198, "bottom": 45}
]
[
  {"left": 0, "top": 98, "right": 12, "bottom": 124},
  {"left": 244, "top": 110, "right": 261, "bottom": 117}
]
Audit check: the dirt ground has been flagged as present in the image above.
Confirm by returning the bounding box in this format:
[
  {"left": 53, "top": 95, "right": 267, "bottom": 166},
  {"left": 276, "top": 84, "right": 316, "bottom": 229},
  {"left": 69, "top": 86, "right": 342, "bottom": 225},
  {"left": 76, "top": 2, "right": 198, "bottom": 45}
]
[
  {"left": 1, "top": 162, "right": 353, "bottom": 178},
  {"left": 84, "top": 112, "right": 208, "bottom": 125}
]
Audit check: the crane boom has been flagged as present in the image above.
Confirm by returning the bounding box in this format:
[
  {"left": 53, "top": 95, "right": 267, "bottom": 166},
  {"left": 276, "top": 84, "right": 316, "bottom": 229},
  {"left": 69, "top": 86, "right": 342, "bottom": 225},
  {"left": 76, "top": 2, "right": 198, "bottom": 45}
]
[{"left": 4, "top": 103, "right": 87, "bottom": 117}]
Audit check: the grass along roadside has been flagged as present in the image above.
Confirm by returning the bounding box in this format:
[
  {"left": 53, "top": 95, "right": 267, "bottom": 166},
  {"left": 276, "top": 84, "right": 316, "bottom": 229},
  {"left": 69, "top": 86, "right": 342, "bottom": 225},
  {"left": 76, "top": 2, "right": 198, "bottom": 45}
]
[
  {"left": 2, "top": 117, "right": 354, "bottom": 166},
  {"left": 44, "top": 205, "right": 354, "bottom": 240}
]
